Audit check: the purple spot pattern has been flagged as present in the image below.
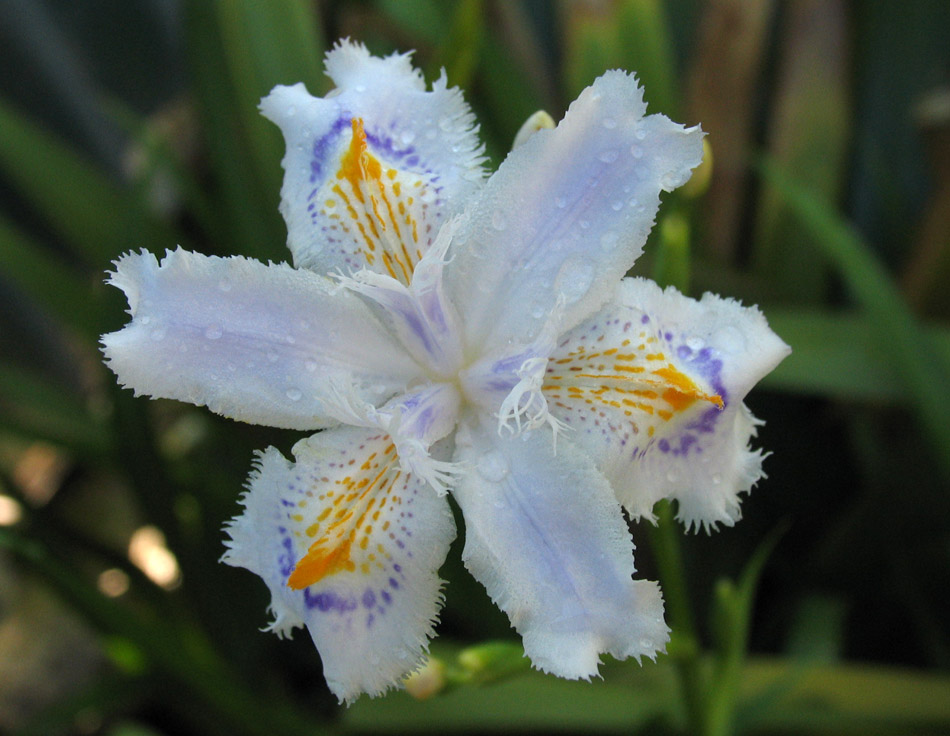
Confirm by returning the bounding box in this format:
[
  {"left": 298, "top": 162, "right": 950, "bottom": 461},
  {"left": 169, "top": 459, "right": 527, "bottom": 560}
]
[
  {"left": 301, "top": 113, "right": 448, "bottom": 274},
  {"left": 269, "top": 433, "right": 428, "bottom": 631},
  {"left": 545, "top": 303, "right": 728, "bottom": 464}
]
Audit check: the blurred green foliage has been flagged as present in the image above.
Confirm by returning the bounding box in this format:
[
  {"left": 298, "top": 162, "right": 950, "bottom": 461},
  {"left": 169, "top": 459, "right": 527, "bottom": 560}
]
[{"left": 1, "top": 1, "right": 949, "bottom": 734}]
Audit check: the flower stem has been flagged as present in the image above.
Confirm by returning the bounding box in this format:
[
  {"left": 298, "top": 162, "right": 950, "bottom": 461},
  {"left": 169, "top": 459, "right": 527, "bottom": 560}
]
[{"left": 647, "top": 500, "right": 708, "bottom": 734}]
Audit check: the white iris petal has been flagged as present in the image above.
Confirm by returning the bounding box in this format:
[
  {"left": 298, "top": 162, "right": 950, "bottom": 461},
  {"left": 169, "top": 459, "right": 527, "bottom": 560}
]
[{"left": 101, "top": 39, "right": 788, "bottom": 703}]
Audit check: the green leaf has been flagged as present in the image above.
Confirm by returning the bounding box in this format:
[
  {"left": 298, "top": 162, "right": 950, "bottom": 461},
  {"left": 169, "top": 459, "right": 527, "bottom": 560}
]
[
  {"left": 377, "top": 0, "right": 452, "bottom": 46},
  {"left": 763, "top": 309, "right": 950, "bottom": 402},
  {"left": 478, "top": 35, "right": 545, "bottom": 161},
  {"left": 433, "top": 0, "right": 484, "bottom": 90},
  {"left": 752, "top": 1, "right": 850, "bottom": 302},
  {"left": 0, "top": 97, "right": 186, "bottom": 266},
  {"left": 706, "top": 524, "right": 787, "bottom": 736},
  {"left": 0, "top": 213, "right": 105, "bottom": 337},
  {"left": 758, "top": 160, "right": 950, "bottom": 480},
  {"left": 216, "top": 0, "right": 325, "bottom": 207},
  {"left": 0, "top": 364, "right": 111, "bottom": 457},
  {"left": 182, "top": 0, "right": 325, "bottom": 263},
  {"left": 563, "top": 0, "right": 678, "bottom": 116}
]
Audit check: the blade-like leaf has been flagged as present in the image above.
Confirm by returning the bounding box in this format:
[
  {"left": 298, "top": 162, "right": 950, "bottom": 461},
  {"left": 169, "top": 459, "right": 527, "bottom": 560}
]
[
  {"left": 0, "top": 364, "right": 111, "bottom": 457},
  {"left": 0, "top": 97, "right": 187, "bottom": 266},
  {"left": 0, "top": 213, "right": 104, "bottom": 337},
  {"left": 763, "top": 309, "right": 950, "bottom": 402},
  {"left": 759, "top": 160, "right": 950, "bottom": 479}
]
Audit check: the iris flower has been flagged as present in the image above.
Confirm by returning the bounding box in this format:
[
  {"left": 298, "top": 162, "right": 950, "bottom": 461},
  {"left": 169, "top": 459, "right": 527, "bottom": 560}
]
[{"left": 102, "top": 41, "right": 790, "bottom": 702}]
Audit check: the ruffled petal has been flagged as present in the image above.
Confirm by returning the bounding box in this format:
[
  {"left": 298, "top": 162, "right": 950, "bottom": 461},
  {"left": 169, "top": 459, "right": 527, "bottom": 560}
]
[
  {"left": 451, "top": 418, "right": 669, "bottom": 678},
  {"left": 544, "top": 278, "right": 790, "bottom": 529},
  {"left": 102, "top": 249, "right": 421, "bottom": 430},
  {"left": 444, "top": 70, "right": 704, "bottom": 354},
  {"left": 333, "top": 222, "right": 464, "bottom": 378},
  {"left": 261, "top": 40, "right": 486, "bottom": 282},
  {"left": 223, "top": 426, "right": 456, "bottom": 702}
]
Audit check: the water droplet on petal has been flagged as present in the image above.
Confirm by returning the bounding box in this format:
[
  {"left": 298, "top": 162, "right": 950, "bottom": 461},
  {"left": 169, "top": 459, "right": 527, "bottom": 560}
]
[
  {"left": 598, "top": 149, "right": 619, "bottom": 163},
  {"left": 635, "top": 128, "right": 647, "bottom": 141},
  {"left": 267, "top": 351, "right": 279, "bottom": 363},
  {"left": 666, "top": 471, "right": 678, "bottom": 483},
  {"left": 477, "top": 451, "right": 509, "bottom": 482},
  {"left": 611, "top": 200, "right": 624, "bottom": 211},
  {"left": 286, "top": 388, "right": 302, "bottom": 402},
  {"left": 713, "top": 325, "right": 745, "bottom": 353},
  {"left": 354, "top": 84, "right": 367, "bottom": 93},
  {"left": 602, "top": 118, "right": 617, "bottom": 129},
  {"left": 579, "top": 219, "right": 590, "bottom": 230},
  {"left": 639, "top": 637, "right": 654, "bottom": 650},
  {"left": 218, "top": 278, "right": 232, "bottom": 292},
  {"left": 491, "top": 211, "right": 507, "bottom": 231},
  {"left": 205, "top": 325, "right": 223, "bottom": 340},
  {"left": 150, "top": 327, "right": 166, "bottom": 341},
  {"left": 687, "top": 336, "right": 705, "bottom": 351},
  {"left": 600, "top": 231, "right": 619, "bottom": 251},
  {"left": 630, "top": 145, "right": 643, "bottom": 159},
  {"left": 305, "top": 360, "right": 318, "bottom": 372},
  {"left": 555, "top": 196, "right": 567, "bottom": 209},
  {"left": 556, "top": 257, "right": 594, "bottom": 304},
  {"left": 140, "top": 315, "right": 151, "bottom": 325},
  {"left": 400, "top": 130, "right": 415, "bottom": 145},
  {"left": 286, "top": 105, "right": 296, "bottom": 117},
  {"left": 712, "top": 473, "right": 722, "bottom": 485}
]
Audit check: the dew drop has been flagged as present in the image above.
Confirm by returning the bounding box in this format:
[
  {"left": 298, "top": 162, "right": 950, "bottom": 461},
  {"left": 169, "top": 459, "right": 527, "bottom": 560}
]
[
  {"left": 305, "top": 360, "right": 318, "bottom": 372},
  {"left": 602, "top": 118, "right": 617, "bottom": 129},
  {"left": 477, "top": 451, "right": 509, "bottom": 482},
  {"left": 400, "top": 130, "right": 416, "bottom": 145},
  {"left": 555, "top": 196, "right": 567, "bottom": 209},
  {"left": 267, "top": 351, "right": 279, "bottom": 363},
  {"left": 286, "top": 388, "right": 303, "bottom": 402},
  {"left": 205, "top": 325, "right": 223, "bottom": 340},
  {"left": 354, "top": 84, "right": 367, "bottom": 93},
  {"left": 660, "top": 173, "right": 681, "bottom": 190},
  {"left": 686, "top": 336, "right": 705, "bottom": 351},
  {"left": 438, "top": 117, "right": 453, "bottom": 132},
  {"left": 599, "top": 231, "right": 619, "bottom": 251},
  {"left": 491, "top": 211, "right": 507, "bottom": 231},
  {"left": 556, "top": 257, "right": 594, "bottom": 304},
  {"left": 713, "top": 325, "right": 745, "bottom": 354},
  {"left": 598, "top": 149, "right": 619, "bottom": 163},
  {"left": 635, "top": 128, "right": 647, "bottom": 141},
  {"left": 150, "top": 327, "right": 166, "bottom": 341},
  {"left": 712, "top": 473, "right": 722, "bottom": 485},
  {"left": 579, "top": 219, "right": 590, "bottom": 230},
  {"left": 286, "top": 105, "right": 296, "bottom": 117},
  {"left": 217, "top": 278, "right": 232, "bottom": 292},
  {"left": 611, "top": 200, "right": 624, "bottom": 211},
  {"left": 639, "top": 637, "right": 654, "bottom": 650},
  {"left": 140, "top": 315, "right": 151, "bottom": 325},
  {"left": 630, "top": 145, "right": 643, "bottom": 159},
  {"left": 666, "top": 471, "right": 678, "bottom": 483}
]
